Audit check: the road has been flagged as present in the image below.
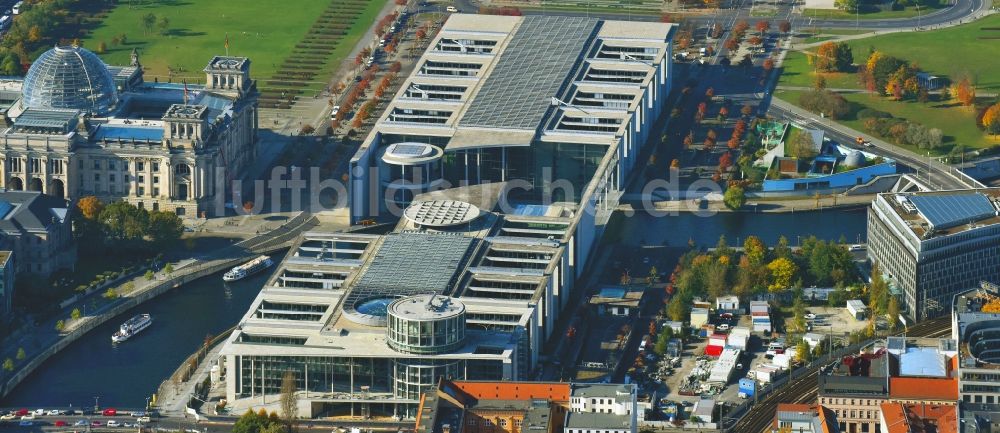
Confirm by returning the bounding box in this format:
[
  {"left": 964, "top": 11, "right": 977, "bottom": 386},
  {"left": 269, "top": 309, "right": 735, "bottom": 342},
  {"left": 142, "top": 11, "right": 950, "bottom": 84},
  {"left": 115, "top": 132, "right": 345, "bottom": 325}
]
[
  {"left": 453, "top": 0, "right": 988, "bottom": 30},
  {"left": 769, "top": 98, "right": 984, "bottom": 190},
  {"left": 727, "top": 315, "right": 953, "bottom": 433},
  {"left": 0, "top": 413, "right": 411, "bottom": 433}
]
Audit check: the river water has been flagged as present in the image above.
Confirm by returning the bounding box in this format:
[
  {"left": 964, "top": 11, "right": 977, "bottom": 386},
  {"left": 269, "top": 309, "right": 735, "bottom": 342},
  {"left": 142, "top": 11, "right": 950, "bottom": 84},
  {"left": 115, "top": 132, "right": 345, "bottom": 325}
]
[
  {"left": 1, "top": 254, "right": 284, "bottom": 409},
  {"left": 0, "top": 208, "right": 869, "bottom": 408}
]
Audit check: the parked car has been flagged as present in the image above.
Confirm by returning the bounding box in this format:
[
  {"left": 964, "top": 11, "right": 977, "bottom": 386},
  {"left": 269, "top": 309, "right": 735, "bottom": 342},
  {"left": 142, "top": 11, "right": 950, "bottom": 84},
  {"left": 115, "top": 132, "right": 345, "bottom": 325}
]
[
  {"left": 14, "top": 410, "right": 28, "bottom": 417},
  {"left": 54, "top": 420, "right": 68, "bottom": 427},
  {"left": 446, "top": 5, "right": 458, "bottom": 12},
  {"left": 330, "top": 105, "right": 340, "bottom": 119},
  {"left": 74, "top": 420, "right": 88, "bottom": 426},
  {"left": 19, "top": 415, "right": 35, "bottom": 421},
  {"left": 849, "top": 244, "right": 865, "bottom": 251},
  {"left": 136, "top": 416, "right": 151, "bottom": 423},
  {"left": 107, "top": 420, "right": 121, "bottom": 428},
  {"left": 18, "top": 420, "right": 32, "bottom": 427},
  {"left": 91, "top": 421, "right": 103, "bottom": 427},
  {"left": 102, "top": 408, "right": 118, "bottom": 417},
  {"left": 32, "top": 409, "right": 44, "bottom": 416},
  {"left": 47, "top": 409, "right": 63, "bottom": 416},
  {"left": 1, "top": 413, "right": 17, "bottom": 420}
]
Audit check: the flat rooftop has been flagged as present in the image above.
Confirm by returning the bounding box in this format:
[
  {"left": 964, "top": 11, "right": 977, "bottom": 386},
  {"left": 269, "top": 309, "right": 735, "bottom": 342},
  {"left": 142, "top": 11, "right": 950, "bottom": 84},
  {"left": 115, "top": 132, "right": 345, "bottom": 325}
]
[{"left": 878, "top": 189, "right": 1000, "bottom": 240}]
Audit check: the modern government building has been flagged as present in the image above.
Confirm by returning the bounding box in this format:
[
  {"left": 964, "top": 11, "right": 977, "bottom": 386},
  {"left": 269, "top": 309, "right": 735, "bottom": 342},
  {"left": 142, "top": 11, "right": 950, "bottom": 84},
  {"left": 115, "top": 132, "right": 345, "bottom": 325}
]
[
  {"left": 218, "top": 14, "right": 676, "bottom": 419},
  {"left": 0, "top": 45, "right": 258, "bottom": 216},
  {"left": 867, "top": 188, "right": 1000, "bottom": 320}
]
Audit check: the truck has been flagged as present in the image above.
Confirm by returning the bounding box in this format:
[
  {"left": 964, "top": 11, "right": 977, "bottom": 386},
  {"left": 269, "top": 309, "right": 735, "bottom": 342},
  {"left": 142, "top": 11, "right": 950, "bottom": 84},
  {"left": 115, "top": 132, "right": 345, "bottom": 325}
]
[{"left": 738, "top": 378, "right": 756, "bottom": 398}]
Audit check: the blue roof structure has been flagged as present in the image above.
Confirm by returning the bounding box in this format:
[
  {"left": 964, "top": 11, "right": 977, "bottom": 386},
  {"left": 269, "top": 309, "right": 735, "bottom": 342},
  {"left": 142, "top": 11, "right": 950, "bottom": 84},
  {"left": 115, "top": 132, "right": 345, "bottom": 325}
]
[
  {"left": 598, "top": 287, "right": 626, "bottom": 299},
  {"left": 909, "top": 193, "right": 997, "bottom": 230},
  {"left": 512, "top": 204, "right": 550, "bottom": 217},
  {"left": 899, "top": 346, "right": 947, "bottom": 377},
  {"left": 93, "top": 125, "right": 163, "bottom": 142}
]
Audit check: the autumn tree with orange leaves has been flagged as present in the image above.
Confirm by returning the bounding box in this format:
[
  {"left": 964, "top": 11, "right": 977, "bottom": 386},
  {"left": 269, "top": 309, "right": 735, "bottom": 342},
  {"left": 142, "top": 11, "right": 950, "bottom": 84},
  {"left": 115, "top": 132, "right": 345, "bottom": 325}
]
[
  {"left": 982, "top": 103, "right": 1000, "bottom": 135},
  {"left": 954, "top": 78, "right": 977, "bottom": 107}
]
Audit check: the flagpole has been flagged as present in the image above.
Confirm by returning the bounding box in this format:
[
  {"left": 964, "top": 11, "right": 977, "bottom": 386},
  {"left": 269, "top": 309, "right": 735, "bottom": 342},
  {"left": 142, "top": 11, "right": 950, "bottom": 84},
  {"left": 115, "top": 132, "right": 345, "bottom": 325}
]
[{"left": 225, "top": 33, "right": 230, "bottom": 56}]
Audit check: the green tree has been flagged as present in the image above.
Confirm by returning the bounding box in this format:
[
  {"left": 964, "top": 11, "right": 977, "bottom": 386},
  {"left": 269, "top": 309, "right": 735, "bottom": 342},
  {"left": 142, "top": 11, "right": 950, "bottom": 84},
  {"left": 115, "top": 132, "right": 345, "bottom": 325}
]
[
  {"left": 148, "top": 211, "right": 184, "bottom": 245},
  {"left": 144, "top": 270, "right": 155, "bottom": 280},
  {"left": 668, "top": 295, "right": 689, "bottom": 322},
  {"left": 654, "top": 326, "right": 673, "bottom": 355},
  {"left": 724, "top": 186, "right": 747, "bottom": 210},
  {"left": 103, "top": 288, "right": 118, "bottom": 299},
  {"left": 157, "top": 16, "right": 170, "bottom": 35},
  {"left": 164, "top": 263, "right": 174, "bottom": 274},
  {"left": 15, "top": 347, "right": 25, "bottom": 361},
  {"left": 887, "top": 295, "right": 901, "bottom": 332},
  {"left": 2, "top": 358, "right": 12, "bottom": 371},
  {"left": 767, "top": 257, "right": 798, "bottom": 292},
  {"left": 835, "top": 0, "right": 859, "bottom": 12},
  {"left": 96, "top": 41, "right": 107, "bottom": 54},
  {"left": 71, "top": 308, "right": 81, "bottom": 320},
  {"left": 99, "top": 201, "right": 150, "bottom": 247},
  {"left": 0, "top": 53, "right": 20, "bottom": 76},
  {"left": 55, "top": 320, "right": 65, "bottom": 332},
  {"left": 141, "top": 13, "right": 157, "bottom": 35},
  {"left": 795, "top": 339, "right": 811, "bottom": 363},
  {"left": 743, "top": 236, "right": 767, "bottom": 266},
  {"left": 790, "top": 296, "right": 807, "bottom": 333},
  {"left": 774, "top": 236, "right": 792, "bottom": 260}
]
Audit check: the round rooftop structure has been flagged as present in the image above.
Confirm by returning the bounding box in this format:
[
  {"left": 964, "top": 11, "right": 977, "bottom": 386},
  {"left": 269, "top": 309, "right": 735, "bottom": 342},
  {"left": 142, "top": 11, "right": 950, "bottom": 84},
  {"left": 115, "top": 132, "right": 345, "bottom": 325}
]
[
  {"left": 381, "top": 142, "right": 444, "bottom": 166},
  {"left": 22, "top": 46, "right": 119, "bottom": 116},
  {"left": 404, "top": 200, "right": 481, "bottom": 228},
  {"left": 387, "top": 294, "right": 466, "bottom": 355},
  {"left": 843, "top": 150, "right": 867, "bottom": 168},
  {"left": 343, "top": 296, "right": 399, "bottom": 327},
  {"left": 964, "top": 319, "right": 1000, "bottom": 365}
]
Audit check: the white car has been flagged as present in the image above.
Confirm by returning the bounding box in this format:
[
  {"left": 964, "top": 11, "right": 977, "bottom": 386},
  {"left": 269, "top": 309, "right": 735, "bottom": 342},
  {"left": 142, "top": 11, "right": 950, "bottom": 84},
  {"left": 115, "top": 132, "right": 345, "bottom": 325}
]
[
  {"left": 136, "top": 417, "right": 151, "bottom": 423},
  {"left": 805, "top": 313, "right": 817, "bottom": 320},
  {"left": 849, "top": 244, "right": 865, "bottom": 251},
  {"left": 717, "top": 324, "right": 731, "bottom": 332},
  {"left": 107, "top": 420, "right": 121, "bottom": 428},
  {"left": 20, "top": 415, "right": 35, "bottom": 421},
  {"left": 446, "top": 5, "right": 458, "bottom": 12},
  {"left": 46, "top": 410, "right": 62, "bottom": 416},
  {"left": 0, "top": 413, "right": 16, "bottom": 420},
  {"left": 32, "top": 409, "right": 44, "bottom": 416},
  {"left": 330, "top": 105, "right": 341, "bottom": 119}
]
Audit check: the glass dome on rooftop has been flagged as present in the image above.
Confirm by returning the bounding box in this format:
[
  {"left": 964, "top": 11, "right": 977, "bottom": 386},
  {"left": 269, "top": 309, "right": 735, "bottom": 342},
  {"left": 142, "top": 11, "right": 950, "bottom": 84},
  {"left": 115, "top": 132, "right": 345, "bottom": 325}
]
[{"left": 22, "top": 46, "right": 119, "bottom": 116}]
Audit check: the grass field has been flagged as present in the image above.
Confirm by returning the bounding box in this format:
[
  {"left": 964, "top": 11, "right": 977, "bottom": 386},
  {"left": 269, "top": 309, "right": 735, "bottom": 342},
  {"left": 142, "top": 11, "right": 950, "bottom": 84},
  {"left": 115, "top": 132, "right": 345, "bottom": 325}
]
[
  {"left": 82, "top": 0, "right": 384, "bottom": 86},
  {"left": 775, "top": 89, "right": 999, "bottom": 153},
  {"left": 802, "top": 4, "right": 946, "bottom": 19},
  {"left": 779, "top": 51, "right": 860, "bottom": 89},
  {"left": 781, "top": 15, "right": 1000, "bottom": 92}
]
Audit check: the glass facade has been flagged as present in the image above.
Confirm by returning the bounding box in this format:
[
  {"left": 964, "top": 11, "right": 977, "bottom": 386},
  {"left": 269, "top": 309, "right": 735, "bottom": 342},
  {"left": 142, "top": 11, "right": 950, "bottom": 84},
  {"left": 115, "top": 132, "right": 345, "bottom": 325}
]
[
  {"left": 392, "top": 358, "right": 463, "bottom": 400},
  {"left": 22, "top": 46, "right": 119, "bottom": 116},
  {"left": 386, "top": 306, "right": 465, "bottom": 355}
]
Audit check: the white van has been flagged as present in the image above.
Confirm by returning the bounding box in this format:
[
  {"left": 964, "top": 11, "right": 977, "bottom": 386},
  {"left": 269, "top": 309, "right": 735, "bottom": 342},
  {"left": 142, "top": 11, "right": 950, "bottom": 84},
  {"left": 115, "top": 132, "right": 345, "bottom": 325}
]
[
  {"left": 446, "top": 6, "right": 458, "bottom": 12},
  {"left": 12, "top": 1, "right": 23, "bottom": 15}
]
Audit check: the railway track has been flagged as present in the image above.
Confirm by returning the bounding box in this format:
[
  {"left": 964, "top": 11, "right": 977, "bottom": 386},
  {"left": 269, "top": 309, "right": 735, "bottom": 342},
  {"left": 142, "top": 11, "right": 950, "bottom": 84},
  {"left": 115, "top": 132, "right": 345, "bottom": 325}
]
[{"left": 728, "top": 316, "right": 952, "bottom": 433}]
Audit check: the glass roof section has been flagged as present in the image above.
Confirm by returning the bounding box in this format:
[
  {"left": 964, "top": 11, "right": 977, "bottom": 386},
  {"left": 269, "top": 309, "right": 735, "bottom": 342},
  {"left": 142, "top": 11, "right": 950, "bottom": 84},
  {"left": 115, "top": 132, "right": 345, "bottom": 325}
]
[
  {"left": 22, "top": 46, "right": 119, "bottom": 116},
  {"left": 459, "top": 16, "right": 599, "bottom": 130}
]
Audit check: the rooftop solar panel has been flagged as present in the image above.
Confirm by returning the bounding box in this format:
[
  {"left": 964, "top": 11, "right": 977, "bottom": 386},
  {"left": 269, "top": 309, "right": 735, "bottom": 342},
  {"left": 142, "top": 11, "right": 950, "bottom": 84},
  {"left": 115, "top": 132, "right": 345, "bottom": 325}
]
[
  {"left": 393, "top": 144, "right": 429, "bottom": 156},
  {"left": 460, "top": 16, "right": 599, "bottom": 130},
  {"left": 908, "top": 193, "right": 997, "bottom": 230}
]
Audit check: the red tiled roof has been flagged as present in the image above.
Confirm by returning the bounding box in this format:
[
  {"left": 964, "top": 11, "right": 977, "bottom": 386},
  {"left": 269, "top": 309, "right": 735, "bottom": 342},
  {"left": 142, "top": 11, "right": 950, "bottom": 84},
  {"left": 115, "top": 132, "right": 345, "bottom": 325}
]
[
  {"left": 705, "top": 345, "right": 724, "bottom": 357},
  {"left": 880, "top": 402, "right": 957, "bottom": 433},
  {"left": 889, "top": 377, "right": 958, "bottom": 401}
]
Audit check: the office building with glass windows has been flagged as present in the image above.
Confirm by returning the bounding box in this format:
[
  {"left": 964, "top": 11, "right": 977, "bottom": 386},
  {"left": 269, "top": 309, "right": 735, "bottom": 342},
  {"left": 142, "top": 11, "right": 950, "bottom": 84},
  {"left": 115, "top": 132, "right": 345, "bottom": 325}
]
[
  {"left": 867, "top": 189, "right": 1000, "bottom": 320},
  {"left": 350, "top": 14, "right": 675, "bottom": 223},
  {"left": 220, "top": 186, "right": 586, "bottom": 419},
  {"left": 0, "top": 46, "right": 258, "bottom": 216}
]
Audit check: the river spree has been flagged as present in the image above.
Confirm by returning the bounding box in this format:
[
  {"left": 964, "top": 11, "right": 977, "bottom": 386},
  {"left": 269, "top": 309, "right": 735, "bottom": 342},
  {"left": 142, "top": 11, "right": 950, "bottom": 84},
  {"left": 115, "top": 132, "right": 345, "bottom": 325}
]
[
  {"left": 0, "top": 208, "right": 868, "bottom": 408},
  {"left": 1, "top": 254, "right": 283, "bottom": 408}
]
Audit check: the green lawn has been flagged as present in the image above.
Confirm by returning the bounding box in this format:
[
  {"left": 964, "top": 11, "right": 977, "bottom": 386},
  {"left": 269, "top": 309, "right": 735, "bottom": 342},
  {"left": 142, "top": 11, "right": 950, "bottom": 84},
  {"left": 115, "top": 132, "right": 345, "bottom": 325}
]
[
  {"left": 783, "top": 15, "right": 1000, "bottom": 92},
  {"left": 779, "top": 51, "right": 860, "bottom": 89},
  {"left": 775, "top": 89, "right": 999, "bottom": 153},
  {"left": 82, "top": 0, "right": 384, "bottom": 86},
  {"left": 802, "top": 4, "right": 945, "bottom": 20},
  {"left": 841, "top": 14, "right": 1000, "bottom": 91}
]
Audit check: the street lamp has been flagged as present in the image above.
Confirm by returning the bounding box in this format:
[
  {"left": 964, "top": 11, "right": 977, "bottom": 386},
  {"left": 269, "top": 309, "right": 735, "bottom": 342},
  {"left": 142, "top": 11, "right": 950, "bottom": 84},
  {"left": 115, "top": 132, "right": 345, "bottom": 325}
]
[{"left": 93, "top": 396, "right": 100, "bottom": 412}]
